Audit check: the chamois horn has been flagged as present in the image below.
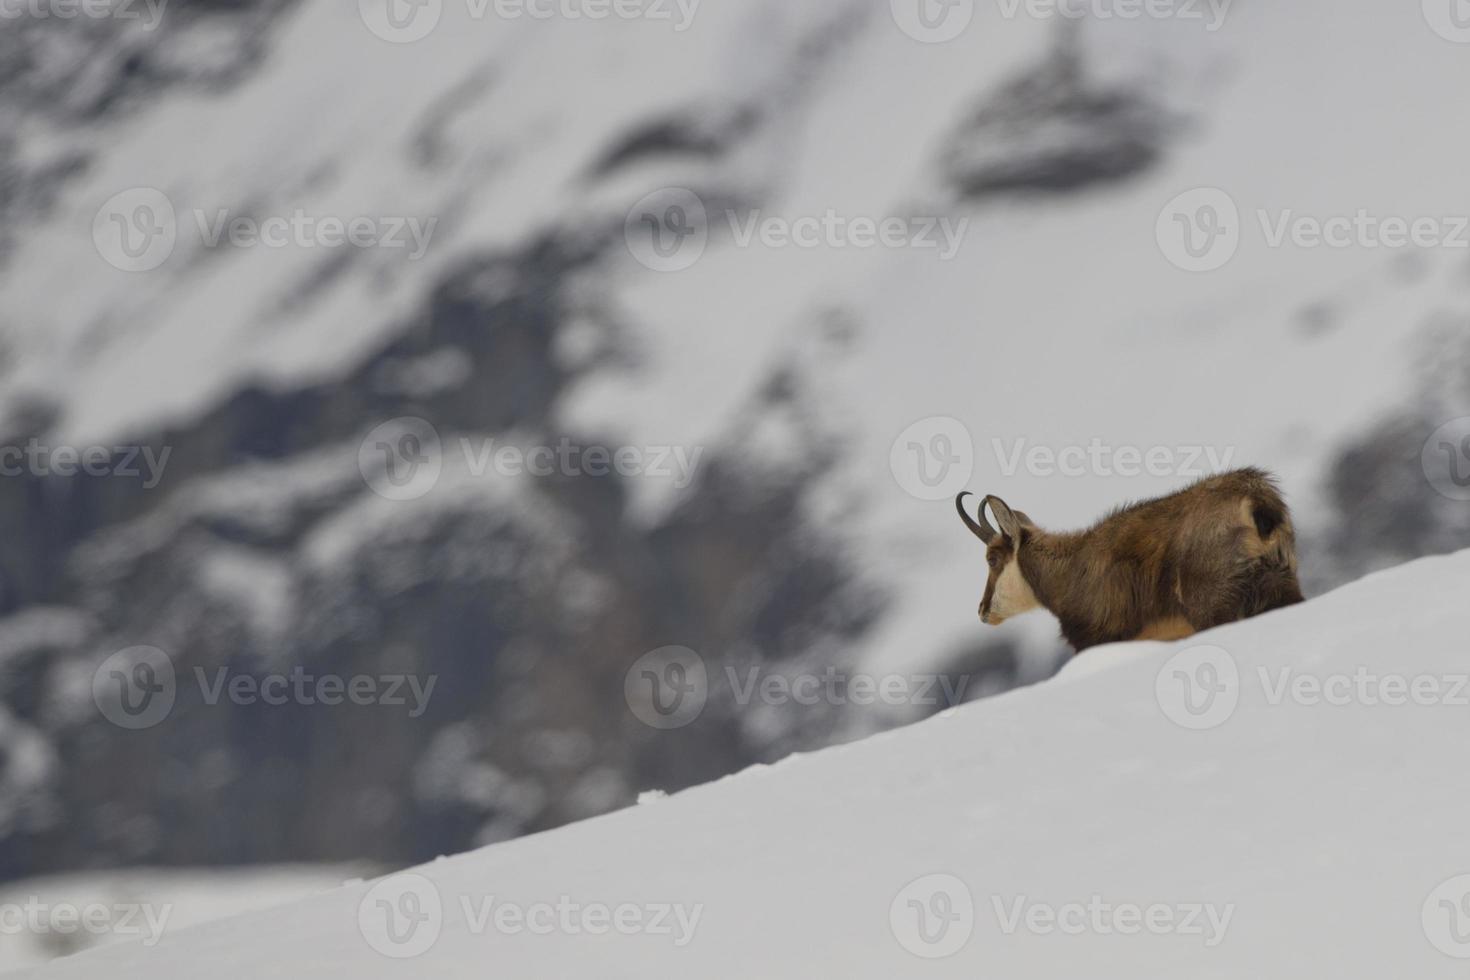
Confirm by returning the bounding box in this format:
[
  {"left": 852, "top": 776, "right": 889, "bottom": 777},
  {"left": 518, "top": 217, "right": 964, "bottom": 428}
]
[{"left": 955, "top": 492, "right": 997, "bottom": 544}]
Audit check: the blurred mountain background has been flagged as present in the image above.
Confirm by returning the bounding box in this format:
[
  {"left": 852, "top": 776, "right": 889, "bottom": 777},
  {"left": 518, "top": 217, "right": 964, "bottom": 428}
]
[{"left": 0, "top": 0, "right": 1467, "bottom": 957}]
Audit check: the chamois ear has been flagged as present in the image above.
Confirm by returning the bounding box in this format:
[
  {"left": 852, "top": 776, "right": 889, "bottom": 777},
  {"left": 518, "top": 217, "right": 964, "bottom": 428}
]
[{"left": 983, "top": 496, "right": 1026, "bottom": 544}]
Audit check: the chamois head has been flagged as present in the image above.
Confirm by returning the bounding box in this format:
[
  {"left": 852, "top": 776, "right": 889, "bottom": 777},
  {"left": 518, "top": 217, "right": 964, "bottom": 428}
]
[{"left": 955, "top": 492, "right": 1041, "bottom": 626}]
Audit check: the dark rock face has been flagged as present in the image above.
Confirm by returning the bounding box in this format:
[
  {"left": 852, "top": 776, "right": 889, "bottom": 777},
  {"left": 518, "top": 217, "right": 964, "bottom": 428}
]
[
  {"left": 0, "top": 0, "right": 304, "bottom": 262},
  {"left": 942, "top": 30, "right": 1177, "bottom": 200},
  {"left": 1314, "top": 322, "right": 1470, "bottom": 592},
  {"left": 586, "top": 108, "right": 762, "bottom": 180},
  {"left": 0, "top": 220, "right": 914, "bottom": 878},
  {"left": 0, "top": 0, "right": 300, "bottom": 120}
]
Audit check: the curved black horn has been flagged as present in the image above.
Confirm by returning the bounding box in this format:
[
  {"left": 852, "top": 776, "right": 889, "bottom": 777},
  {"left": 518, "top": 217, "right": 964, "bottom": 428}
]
[{"left": 955, "top": 492, "right": 996, "bottom": 544}]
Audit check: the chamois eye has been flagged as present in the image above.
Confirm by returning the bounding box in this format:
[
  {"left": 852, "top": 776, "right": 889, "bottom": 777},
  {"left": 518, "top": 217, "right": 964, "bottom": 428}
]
[{"left": 987, "top": 553, "right": 1000, "bottom": 569}]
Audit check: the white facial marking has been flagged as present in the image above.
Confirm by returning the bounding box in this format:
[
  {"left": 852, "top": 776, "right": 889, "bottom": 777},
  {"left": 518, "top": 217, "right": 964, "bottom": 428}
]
[{"left": 986, "top": 557, "right": 1040, "bottom": 624}]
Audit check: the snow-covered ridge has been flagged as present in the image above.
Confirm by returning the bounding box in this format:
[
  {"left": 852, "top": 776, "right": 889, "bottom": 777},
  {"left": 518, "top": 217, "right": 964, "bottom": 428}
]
[{"left": 23, "top": 548, "right": 1470, "bottom": 978}]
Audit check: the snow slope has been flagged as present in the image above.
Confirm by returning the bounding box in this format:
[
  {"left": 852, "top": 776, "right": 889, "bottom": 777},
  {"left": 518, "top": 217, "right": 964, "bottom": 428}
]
[
  {"left": 19, "top": 548, "right": 1470, "bottom": 978},
  {"left": 0, "top": 865, "right": 368, "bottom": 971}
]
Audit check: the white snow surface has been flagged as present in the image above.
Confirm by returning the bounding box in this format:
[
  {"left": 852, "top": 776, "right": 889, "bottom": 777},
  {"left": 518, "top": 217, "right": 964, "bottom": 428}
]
[
  {"left": 19, "top": 548, "right": 1470, "bottom": 978},
  {"left": 0, "top": 865, "right": 368, "bottom": 972}
]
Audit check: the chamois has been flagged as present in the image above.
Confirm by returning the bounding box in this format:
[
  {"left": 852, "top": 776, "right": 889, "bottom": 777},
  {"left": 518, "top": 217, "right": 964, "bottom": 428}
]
[{"left": 955, "top": 468, "right": 1304, "bottom": 652}]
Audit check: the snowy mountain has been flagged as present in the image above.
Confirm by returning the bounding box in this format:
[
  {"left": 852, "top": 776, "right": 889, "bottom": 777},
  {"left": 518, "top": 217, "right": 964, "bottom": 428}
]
[
  {"left": 15, "top": 547, "right": 1470, "bottom": 978},
  {"left": 1, "top": 0, "right": 1469, "bottom": 878}
]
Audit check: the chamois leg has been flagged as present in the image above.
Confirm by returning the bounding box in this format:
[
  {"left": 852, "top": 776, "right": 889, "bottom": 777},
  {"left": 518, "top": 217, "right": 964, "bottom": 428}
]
[
  {"left": 1248, "top": 563, "right": 1305, "bottom": 615},
  {"left": 1187, "top": 559, "right": 1302, "bottom": 633},
  {"left": 1132, "top": 616, "right": 1197, "bottom": 642}
]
